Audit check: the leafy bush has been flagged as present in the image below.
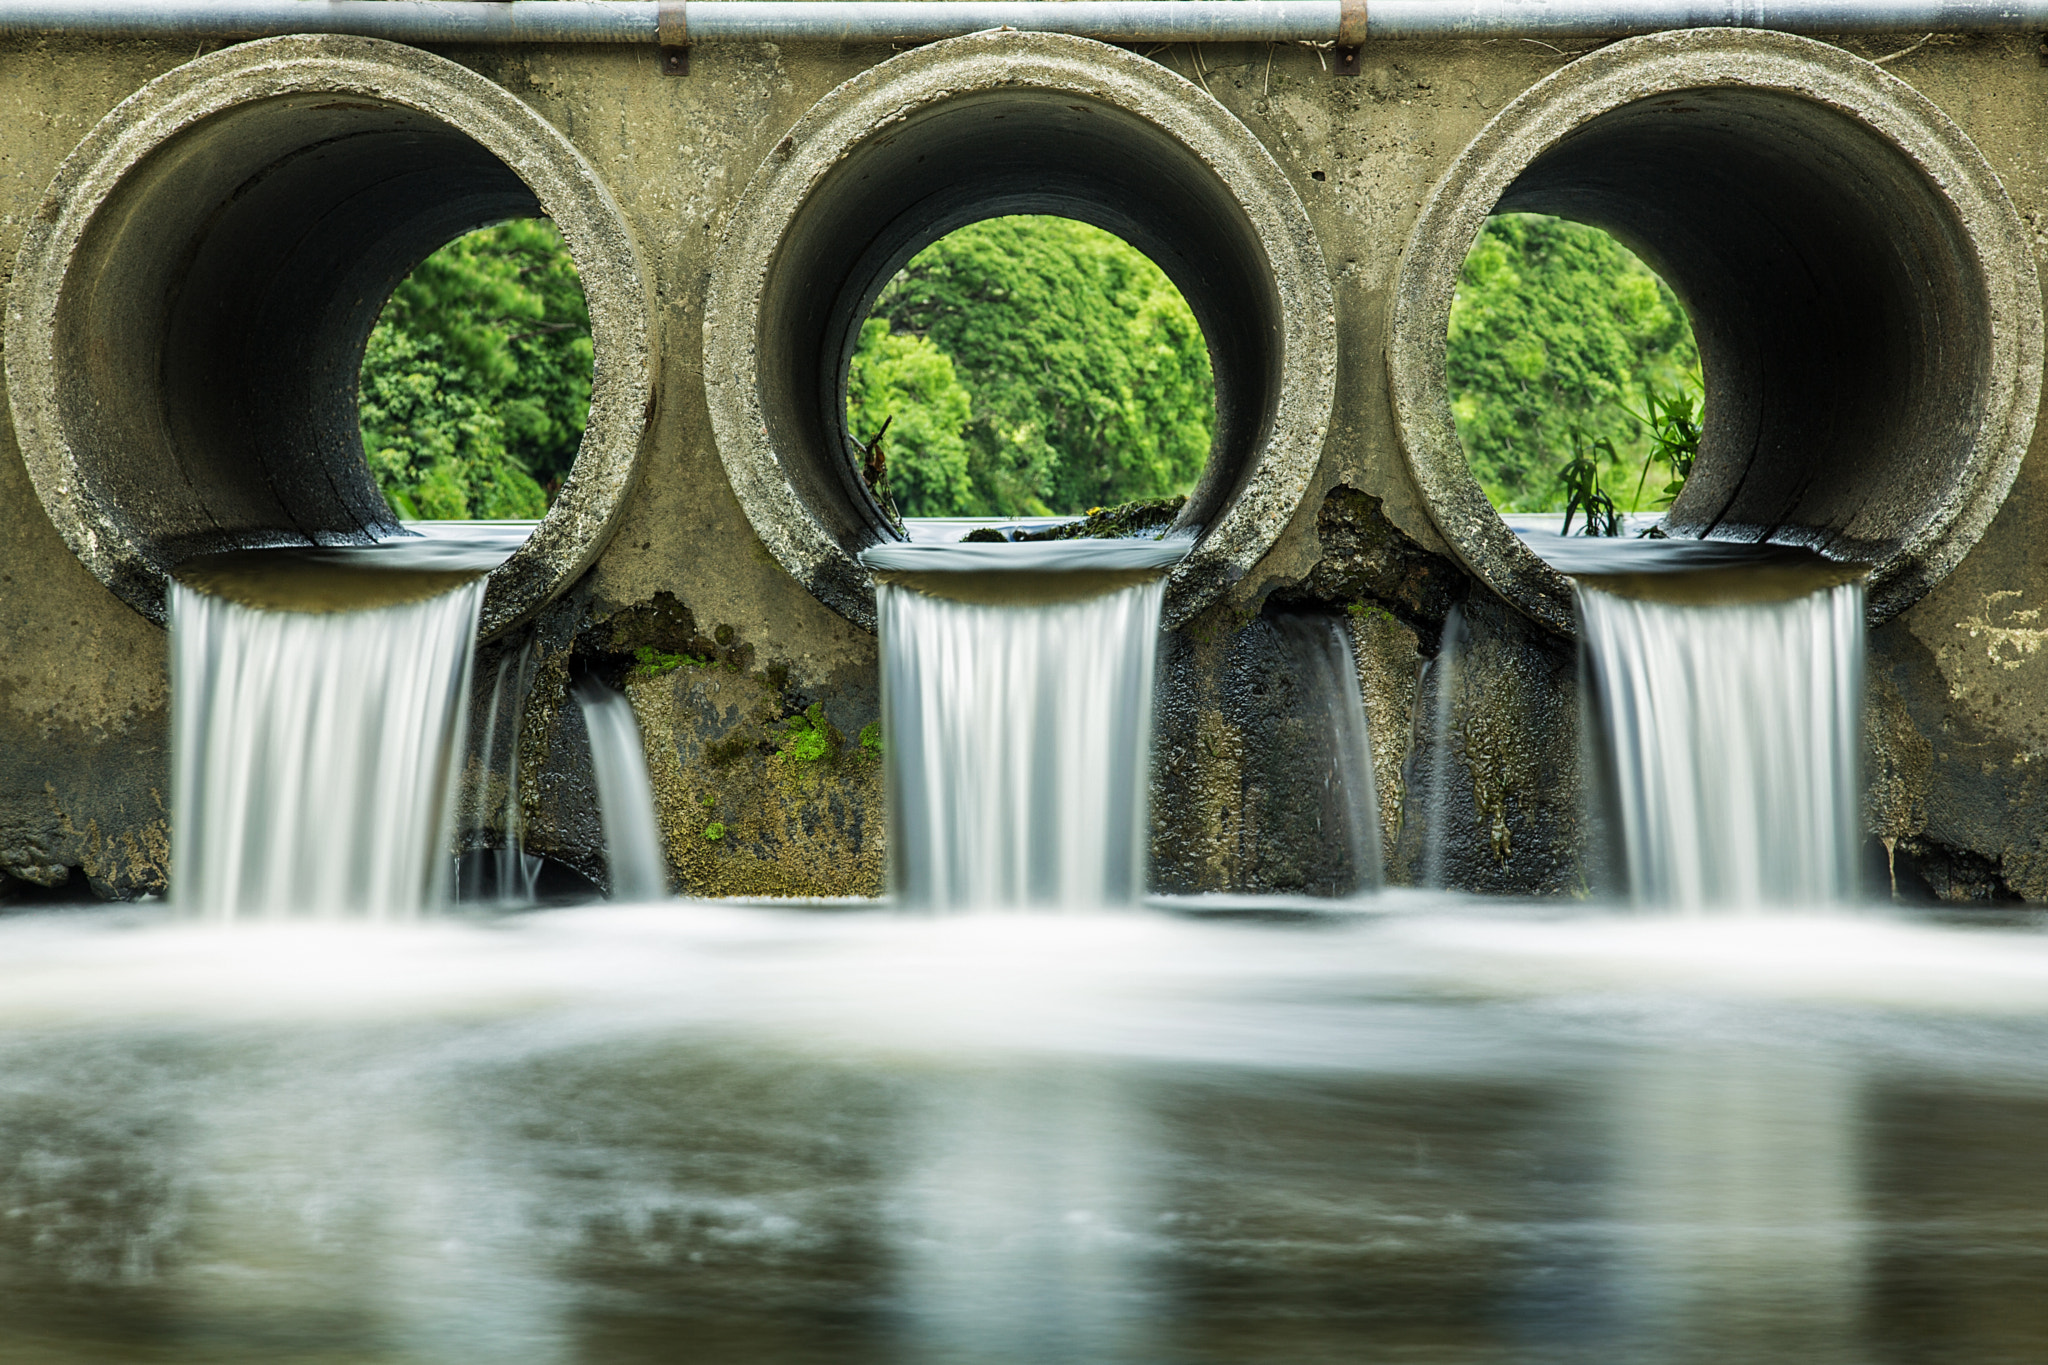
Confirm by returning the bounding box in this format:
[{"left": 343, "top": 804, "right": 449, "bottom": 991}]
[
  {"left": 1448, "top": 214, "right": 1701, "bottom": 514},
  {"left": 359, "top": 219, "right": 592, "bottom": 519},
  {"left": 846, "top": 320, "right": 975, "bottom": 516},
  {"left": 855, "top": 216, "right": 1215, "bottom": 517}
]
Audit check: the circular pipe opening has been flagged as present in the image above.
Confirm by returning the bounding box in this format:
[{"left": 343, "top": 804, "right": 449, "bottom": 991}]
[
  {"left": 705, "top": 30, "right": 1335, "bottom": 629},
  {"left": 1390, "top": 29, "right": 2042, "bottom": 634},
  {"left": 6, "top": 36, "right": 654, "bottom": 638}
]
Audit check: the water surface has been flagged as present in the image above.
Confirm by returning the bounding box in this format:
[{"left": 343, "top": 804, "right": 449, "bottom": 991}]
[{"left": 2, "top": 900, "right": 2044, "bottom": 1364}]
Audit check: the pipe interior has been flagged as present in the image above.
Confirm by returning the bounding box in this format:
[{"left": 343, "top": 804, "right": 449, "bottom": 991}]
[
  {"left": 1496, "top": 88, "right": 1988, "bottom": 563},
  {"left": 757, "top": 90, "right": 1282, "bottom": 542},
  {"left": 53, "top": 94, "right": 542, "bottom": 567}
]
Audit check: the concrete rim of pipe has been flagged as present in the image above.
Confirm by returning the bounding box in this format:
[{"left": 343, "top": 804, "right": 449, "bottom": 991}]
[
  {"left": 1388, "top": 27, "right": 2043, "bottom": 636},
  {"left": 703, "top": 29, "right": 1336, "bottom": 630},
  {"left": 5, "top": 34, "right": 655, "bottom": 639}
]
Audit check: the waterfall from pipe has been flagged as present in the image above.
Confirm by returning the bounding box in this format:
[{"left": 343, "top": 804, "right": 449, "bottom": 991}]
[
  {"left": 869, "top": 542, "right": 1177, "bottom": 910},
  {"left": 1419, "top": 604, "right": 1467, "bottom": 892},
  {"left": 1576, "top": 579, "right": 1864, "bottom": 910},
  {"left": 1273, "top": 613, "right": 1384, "bottom": 895},
  {"left": 573, "top": 678, "right": 669, "bottom": 902},
  {"left": 463, "top": 641, "right": 545, "bottom": 904},
  {"left": 169, "top": 581, "right": 484, "bottom": 920}
]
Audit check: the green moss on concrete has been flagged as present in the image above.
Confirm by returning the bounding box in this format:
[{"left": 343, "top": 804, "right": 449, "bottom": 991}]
[
  {"left": 774, "top": 702, "right": 839, "bottom": 768},
  {"left": 1009, "top": 495, "right": 1185, "bottom": 542},
  {"left": 572, "top": 591, "right": 886, "bottom": 899},
  {"left": 630, "top": 644, "right": 715, "bottom": 679}
]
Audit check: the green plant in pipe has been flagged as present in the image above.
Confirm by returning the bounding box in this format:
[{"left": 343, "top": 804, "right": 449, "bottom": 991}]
[
  {"left": 1624, "top": 375, "right": 1704, "bottom": 510},
  {"left": 1448, "top": 213, "right": 1699, "bottom": 515},
  {"left": 1560, "top": 433, "right": 1623, "bottom": 537}
]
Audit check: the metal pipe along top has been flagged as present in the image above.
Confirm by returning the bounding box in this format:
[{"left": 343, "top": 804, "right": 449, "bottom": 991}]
[{"left": 3, "top": 0, "right": 2047, "bottom": 44}]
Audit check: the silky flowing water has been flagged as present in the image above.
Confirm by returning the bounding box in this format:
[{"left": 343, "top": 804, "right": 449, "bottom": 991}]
[
  {"left": 167, "top": 525, "right": 539, "bottom": 919},
  {"left": 1579, "top": 578, "right": 1863, "bottom": 908},
  {"left": 1530, "top": 535, "right": 1868, "bottom": 908},
  {"left": 575, "top": 677, "right": 669, "bottom": 902},
  {"left": 864, "top": 539, "right": 1183, "bottom": 909},
  {"left": 9, "top": 527, "right": 2042, "bottom": 1361},
  {"left": 169, "top": 579, "right": 484, "bottom": 919},
  {"left": 462, "top": 640, "right": 545, "bottom": 904},
  {"left": 1272, "top": 611, "right": 1385, "bottom": 895}
]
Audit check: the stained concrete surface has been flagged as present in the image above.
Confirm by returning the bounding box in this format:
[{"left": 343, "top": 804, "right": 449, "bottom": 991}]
[{"left": 3, "top": 30, "right": 2046, "bottom": 902}]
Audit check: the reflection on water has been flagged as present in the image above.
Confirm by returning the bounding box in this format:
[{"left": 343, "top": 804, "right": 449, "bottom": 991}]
[
  {"left": 1606, "top": 1049, "right": 1864, "bottom": 1364},
  {"left": 898, "top": 1068, "right": 1160, "bottom": 1363},
  {"left": 0, "top": 902, "right": 2045, "bottom": 1362}
]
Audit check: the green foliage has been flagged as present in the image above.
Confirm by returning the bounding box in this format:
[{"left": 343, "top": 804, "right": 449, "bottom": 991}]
[
  {"left": 1347, "top": 602, "right": 1396, "bottom": 626},
  {"left": 703, "top": 822, "right": 726, "bottom": 842},
  {"left": 1624, "top": 376, "right": 1704, "bottom": 509},
  {"left": 859, "top": 722, "right": 884, "bottom": 756},
  {"left": 778, "top": 703, "right": 838, "bottom": 766},
  {"left": 1448, "top": 213, "right": 1700, "bottom": 514},
  {"left": 854, "top": 216, "right": 1215, "bottom": 517},
  {"left": 358, "top": 327, "right": 547, "bottom": 519},
  {"left": 1560, "top": 435, "right": 1623, "bottom": 538},
  {"left": 358, "top": 219, "right": 593, "bottom": 519},
  {"left": 630, "top": 645, "right": 710, "bottom": 679},
  {"left": 846, "top": 321, "right": 974, "bottom": 517}
]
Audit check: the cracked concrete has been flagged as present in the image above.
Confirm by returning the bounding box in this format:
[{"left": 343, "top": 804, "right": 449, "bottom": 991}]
[{"left": 2, "top": 28, "right": 2046, "bottom": 903}]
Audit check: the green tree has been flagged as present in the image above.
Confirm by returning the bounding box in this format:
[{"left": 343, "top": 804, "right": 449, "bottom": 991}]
[
  {"left": 1447, "top": 213, "right": 1700, "bottom": 513},
  {"left": 858, "top": 216, "right": 1214, "bottom": 516},
  {"left": 845, "top": 318, "right": 975, "bottom": 517},
  {"left": 358, "top": 218, "right": 592, "bottom": 519}
]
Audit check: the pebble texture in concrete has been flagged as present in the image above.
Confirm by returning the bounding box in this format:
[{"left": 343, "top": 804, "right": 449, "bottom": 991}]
[{"left": 3, "top": 28, "right": 2047, "bottom": 904}]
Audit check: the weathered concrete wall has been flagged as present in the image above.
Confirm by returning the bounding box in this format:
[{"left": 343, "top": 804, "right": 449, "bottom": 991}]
[{"left": 3, "top": 30, "right": 2045, "bottom": 903}]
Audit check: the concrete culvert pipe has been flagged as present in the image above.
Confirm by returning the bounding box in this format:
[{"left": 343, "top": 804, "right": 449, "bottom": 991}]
[
  {"left": 1390, "top": 28, "right": 2043, "bottom": 635},
  {"left": 5, "top": 35, "right": 654, "bottom": 638},
  {"left": 704, "top": 29, "right": 1336, "bottom": 629}
]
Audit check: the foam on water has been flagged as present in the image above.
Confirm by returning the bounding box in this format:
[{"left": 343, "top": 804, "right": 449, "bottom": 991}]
[{"left": 0, "top": 902, "right": 2044, "bottom": 1050}]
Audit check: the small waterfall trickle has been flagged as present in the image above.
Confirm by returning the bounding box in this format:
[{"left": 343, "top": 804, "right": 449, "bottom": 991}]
[
  {"left": 573, "top": 678, "right": 668, "bottom": 901},
  {"left": 464, "top": 641, "right": 544, "bottom": 904},
  {"left": 865, "top": 540, "right": 1181, "bottom": 910},
  {"left": 1419, "top": 604, "right": 1467, "bottom": 892},
  {"left": 170, "top": 581, "right": 485, "bottom": 919},
  {"left": 1272, "top": 613, "right": 1384, "bottom": 895},
  {"left": 1576, "top": 576, "right": 1864, "bottom": 910}
]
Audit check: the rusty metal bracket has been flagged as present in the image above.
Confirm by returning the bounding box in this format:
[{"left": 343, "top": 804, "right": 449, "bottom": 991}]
[
  {"left": 1336, "top": 0, "right": 1364, "bottom": 74},
  {"left": 659, "top": 0, "right": 689, "bottom": 75}
]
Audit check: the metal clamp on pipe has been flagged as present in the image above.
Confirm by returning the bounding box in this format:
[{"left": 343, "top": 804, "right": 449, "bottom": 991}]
[
  {"left": 1337, "top": 0, "right": 1366, "bottom": 73},
  {"left": 659, "top": 0, "right": 688, "bottom": 73}
]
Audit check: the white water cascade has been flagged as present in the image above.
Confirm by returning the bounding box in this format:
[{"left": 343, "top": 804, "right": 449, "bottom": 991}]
[
  {"left": 169, "top": 580, "right": 485, "bottom": 920},
  {"left": 465, "top": 641, "right": 544, "bottom": 904},
  {"left": 1576, "top": 577, "right": 1864, "bottom": 910},
  {"left": 865, "top": 540, "right": 1182, "bottom": 910},
  {"left": 1273, "top": 613, "right": 1384, "bottom": 895},
  {"left": 573, "top": 678, "right": 669, "bottom": 901}
]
